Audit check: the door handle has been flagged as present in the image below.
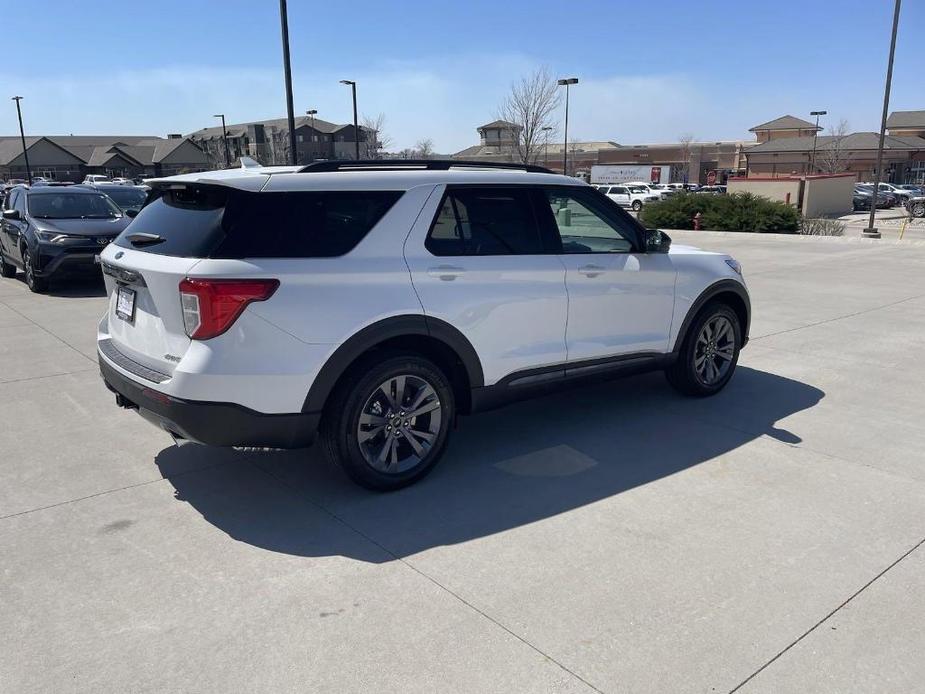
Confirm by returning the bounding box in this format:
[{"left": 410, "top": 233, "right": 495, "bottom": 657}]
[
  {"left": 578, "top": 264, "right": 606, "bottom": 277},
  {"left": 427, "top": 265, "right": 465, "bottom": 281}
]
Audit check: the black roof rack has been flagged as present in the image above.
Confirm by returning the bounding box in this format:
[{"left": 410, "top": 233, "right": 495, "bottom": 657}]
[{"left": 296, "top": 159, "right": 555, "bottom": 174}]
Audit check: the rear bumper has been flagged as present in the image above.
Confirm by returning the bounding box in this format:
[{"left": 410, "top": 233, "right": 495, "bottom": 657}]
[{"left": 99, "top": 353, "right": 320, "bottom": 449}]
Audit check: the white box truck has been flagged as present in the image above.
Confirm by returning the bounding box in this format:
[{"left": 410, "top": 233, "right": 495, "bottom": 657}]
[{"left": 590, "top": 164, "right": 671, "bottom": 185}]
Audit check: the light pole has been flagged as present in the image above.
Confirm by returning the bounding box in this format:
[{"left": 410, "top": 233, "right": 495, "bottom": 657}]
[
  {"left": 279, "top": 0, "right": 297, "bottom": 165},
  {"left": 306, "top": 109, "right": 317, "bottom": 161},
  {"left": 557, "top": 77, "right": 578, "bottom": 175},
  {"left": 865, "top": 0, "right": 902, "bottom": 239},
  {"left": 213, "top": 114, "right": 230, "bottom": 167},
  {"left": 809, "top": 110, "right": 826, "bottom": 174},
  {"left": 339, "top": 80, "right": 359, "bottom": 160},
  {"left": 542, "top": 126, "right": 553, "bottom": 168},
  {"left": 11, "top": 96, "right": 32, "bottom": 184}
]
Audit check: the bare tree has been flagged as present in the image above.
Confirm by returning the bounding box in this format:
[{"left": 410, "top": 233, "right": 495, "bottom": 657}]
[
  {"left": 414, "top": 138, "right": 434, "bottom": 159},
  {"left": 497, "top": 67, "right": 561, "bottom": 165},
  {"left": 815, "top": 119, "right": 852, "bottom": 174},
  {"left": 362, "top": 113, "right": 392, "bottom": 159},
  {"left": 675, "top": 133, "right": 695, "bottom": 184}
]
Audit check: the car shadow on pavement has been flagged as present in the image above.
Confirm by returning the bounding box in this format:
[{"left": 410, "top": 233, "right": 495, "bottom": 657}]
[
  {"left": 45, "top": 276, "right": 107, "bottom": 298},
  {"left": 154, "top": 366, "right": 823, "bottom": 562}
]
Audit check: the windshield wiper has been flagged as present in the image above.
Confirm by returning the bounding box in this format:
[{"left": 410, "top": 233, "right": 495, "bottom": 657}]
[{"left": 126, "top": 232, "right": 165, "bottom": 247}]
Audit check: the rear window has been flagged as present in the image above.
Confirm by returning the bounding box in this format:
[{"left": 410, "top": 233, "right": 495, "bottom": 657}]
[{"left": 114, "top": 186, "right": 403, "bottom": 258}]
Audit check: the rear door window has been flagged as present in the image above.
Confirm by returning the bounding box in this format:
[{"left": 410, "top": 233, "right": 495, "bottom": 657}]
[
  {"left": 425, "top": 187, "right": 544, "bottom": 256},
  {"left": 114, "top": 186, "right": 403, "bottom": 258}
]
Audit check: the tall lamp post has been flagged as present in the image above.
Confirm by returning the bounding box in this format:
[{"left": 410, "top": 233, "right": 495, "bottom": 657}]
[
  {"left": 339, "top": 80, "right": 359, "bottom": 160},
  {"left": 213, "top": 114, "right": 230, "bottom": 167},
  {"left": 306, "top": 109, "right": 317, "bottom": 162},
  {"left": 865, "top": 0, "right": 902, "bottom": 239},
  {"left": 557, "top": 77, "right": 578, "bottom": 176},
  {"left": 11, "top": 96, "right": 32, "bottom": 184},
  {"left": 278, "top": 0, "right": 298, "bottom": 165},
  {"left": 809, "top": 109, "right": 826, "bottom": 174},
  {"left": 541, "top": 126, "right": 553, "bottom": 168}
]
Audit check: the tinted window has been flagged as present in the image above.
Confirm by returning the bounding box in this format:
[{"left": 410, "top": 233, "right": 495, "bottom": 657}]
[
  {"left": 426, "top": 187, "right": 543, "bottom": 256},
  {"left": 28, "top": 192, "right": 121, "bottom": 219},
  {"left": 105, "top": 188, "right": 148, "bottom": 210},
  {"left": 5, "top": 190, "right": 18, "bottom": 211},
  {"left": 546, "top": 188, "right": 637, "bottom": 254},
  {"left": 114, "top": 186, "right": 402, "bottom": 258}
]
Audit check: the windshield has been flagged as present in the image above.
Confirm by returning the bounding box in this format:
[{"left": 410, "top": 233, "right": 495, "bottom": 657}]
[
  {"left": 105, "top": 188, "right": 148, "bottom": 210},
  {"left": 28, "top": 192, "right": 122, "bottom": 219}
]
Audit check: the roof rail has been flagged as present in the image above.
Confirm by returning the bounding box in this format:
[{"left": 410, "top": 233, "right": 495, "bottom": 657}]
[{"left": 296, "top": 159, "right": 555, "bottom": 174}]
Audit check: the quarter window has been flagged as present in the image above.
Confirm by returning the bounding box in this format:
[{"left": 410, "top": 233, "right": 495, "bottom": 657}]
[
  {"left": 426, "top": 187, "right": 544, "bottom": 256},
  {"left": 545, "top": 188, "right": 636, "bottom": 254}
]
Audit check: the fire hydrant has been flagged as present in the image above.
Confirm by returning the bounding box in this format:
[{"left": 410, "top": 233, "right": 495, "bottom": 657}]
[{"left": 693, "top": 212, "right": 703, "bottom": 231}]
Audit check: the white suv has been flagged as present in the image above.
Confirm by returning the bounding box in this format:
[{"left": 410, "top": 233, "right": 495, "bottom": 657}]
[
  {"left": 599, "top": 184, "right": 661, "bottom": 211},
  {"left": 97, "top": 161, "right": 749, "bottom": 490}
]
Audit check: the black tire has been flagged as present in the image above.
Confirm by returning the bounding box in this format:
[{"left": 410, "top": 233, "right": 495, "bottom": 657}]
[
  {"left": 320, "top": 353, "right": 455, "bottom": 491},
  {"left": 0, "top": 254, "right": 16, "bottom": 278},
  {"left": 911, "top": 202, "right": 925, "bottom": 218},
  {"left": 22, "top": 247, "right": 48, "bottom": 293},
  {"left": 631, "top": 200, "right": 643, "bottom": 212},
  {"left": 665, "top": 302, "right": 741, "bottom": 397}
]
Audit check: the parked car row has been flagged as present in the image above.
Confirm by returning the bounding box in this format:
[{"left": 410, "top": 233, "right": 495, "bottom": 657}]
[{"left": 0, "top": 182, "right": 147, "bottom": 292}]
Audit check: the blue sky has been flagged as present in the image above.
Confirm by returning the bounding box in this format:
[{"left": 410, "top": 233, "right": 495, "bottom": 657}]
[{"left": 2, "top": 0, "right": 923, "bottom": 152}]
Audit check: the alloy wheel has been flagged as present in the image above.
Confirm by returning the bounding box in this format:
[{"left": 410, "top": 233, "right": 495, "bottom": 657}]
[
  {"left": 356, "top": 373, "right": 442, "bottom": 474},
  {"left": 694, "top": 315, "right": 735, "bottom": 385},
  {"left": 23, "top": 249, "right": 35, "bottom": 289}
]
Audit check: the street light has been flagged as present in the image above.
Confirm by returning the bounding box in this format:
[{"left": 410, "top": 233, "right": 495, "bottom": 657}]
[
  {"left": 11, "top": 96, "right": 32, "bottom": 184},
  {"left": 541, "top": 126, "right": 553, "bottom": 168},
  {"left": 279, "top": 0, "right": 297, "bottom": 165},
  {"left": 557, "top": 77, "right": 578, "bottom": 176},
  {"left": 809, "top": 110, "right": 826, "bottom": 174},
  {"left": 213, "top": 114, "right": 230, "bottom": 167},
  {"left": 865, "top": 0, "right": 902, "bottom": 239},
  {"left": 306, "top": 109, "right": 318, "bottom": 162},
  {"left": 339, "top": 80, "right": 359, "bottom": 160}
]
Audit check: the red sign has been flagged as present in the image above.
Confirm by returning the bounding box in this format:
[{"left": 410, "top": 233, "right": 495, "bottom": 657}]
[
  {"left": 706, "top": 170, "right": 717, "bottom": 185},
  {"left": 650, "top": 166, "right": 662, "bottom": 183}
]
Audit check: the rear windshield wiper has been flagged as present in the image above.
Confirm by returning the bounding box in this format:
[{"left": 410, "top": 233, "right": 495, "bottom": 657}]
[{"left": 125, "top": 232, "right": 166, "bottom": 247}]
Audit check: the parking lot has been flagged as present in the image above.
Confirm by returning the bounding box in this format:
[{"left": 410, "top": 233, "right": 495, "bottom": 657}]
[{"left": 2, "top": 230, "right": 924, "bottom": 693}]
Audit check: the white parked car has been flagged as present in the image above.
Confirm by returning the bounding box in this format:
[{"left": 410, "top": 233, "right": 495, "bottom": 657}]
[
  {"left": 97, "top": 161, "right": 750, "bottom": 490},
  {"left": 599, "top": 184, "right": 661, "bottom": 211},
  {"left": 624, "top": 182, "right": 674, "bottom": 200},
  {"left": 110, "top": 177, "right": 134, "bottom": 186},
  {"left": 82, "top": 174, "right": 112, "bottom": 185}
]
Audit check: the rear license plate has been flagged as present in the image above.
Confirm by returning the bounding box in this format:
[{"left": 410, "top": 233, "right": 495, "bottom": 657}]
[{"left": 116, "top": 286, "right": 136, "bottom": 322}]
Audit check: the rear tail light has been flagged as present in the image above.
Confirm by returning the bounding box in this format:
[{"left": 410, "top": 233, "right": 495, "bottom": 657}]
[{"left": 178, "top": 278, "right": 279, "bottom": 340}]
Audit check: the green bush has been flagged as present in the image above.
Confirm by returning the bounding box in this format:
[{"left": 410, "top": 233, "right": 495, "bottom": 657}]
[{"left": 638, "top": 192, "right": 800, "bottom": 232}]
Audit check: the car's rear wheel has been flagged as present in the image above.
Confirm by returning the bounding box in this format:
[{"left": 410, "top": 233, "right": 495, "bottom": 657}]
[
  {"left": 911, "top": 202, "right": 925, "bottom": 218},
  {"left": 666, "top": 302, "right": 741, "bottom": 396},
  {"left": 0, "top": 254, "right": 16, "bottom": 278},
  {"left": 631, "top": 200, "right": 643, "bottom": 212},
  {"left": 321, "top": 354, "right": 455, "bottom": 491},
  {"left": 22, "top": 248, "right": 48, "bottom": 293}
]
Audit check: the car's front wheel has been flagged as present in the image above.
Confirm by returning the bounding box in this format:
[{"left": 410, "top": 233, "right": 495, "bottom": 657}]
[
  {"left": 666, "top": 302, "right": 741, "bottom": 396},
  {"left": 911, "top": 201, "right": 925, "bottom": 218},
  {"left": 321, "top": 354, "right": 455, "bottom": 490},
  {"left": 0, "top": 254, "right": 16, "bottom": 278},
  {"left": 22, "top": 247, "right": 48, "bottom": 293}
]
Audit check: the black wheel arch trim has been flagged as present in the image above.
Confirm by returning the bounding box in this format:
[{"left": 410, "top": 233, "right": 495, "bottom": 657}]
[
  {"left": 301, "top": 314, "right": 484, "bottom": 414},
  {"left": 671, "top": 279, "right": 750, "bottom": 357}
]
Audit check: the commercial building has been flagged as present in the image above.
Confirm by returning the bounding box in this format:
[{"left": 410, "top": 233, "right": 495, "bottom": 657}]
[
  {"left": 0, "top": 134, "right": 209, "bottom": 182},
  {"left": 187, "top": 115, "right": 373, "bottom": 167}
]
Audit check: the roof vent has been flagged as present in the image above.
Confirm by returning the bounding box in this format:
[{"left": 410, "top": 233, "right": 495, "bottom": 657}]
[{"left": 167, "top": 133, "right": 182, "bottom": 139}]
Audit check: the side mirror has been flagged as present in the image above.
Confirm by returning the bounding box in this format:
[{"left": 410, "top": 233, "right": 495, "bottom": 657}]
[
  {"left": 125, "top": 208, "right": 139, "bottom": 218},
  {"left": 645, "top": 228, "right": 671, "bottom": 253},
  {"left": 2, "top": 209, "right": 21, "bottom": 221}
]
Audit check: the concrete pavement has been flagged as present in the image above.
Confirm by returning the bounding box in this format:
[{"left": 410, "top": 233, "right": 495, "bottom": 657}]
[{"left": 1, "top": 231, "right": 923, "bottom": 693}]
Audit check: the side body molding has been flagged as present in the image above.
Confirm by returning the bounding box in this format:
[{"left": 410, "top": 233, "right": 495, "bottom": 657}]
[{"left": 301, "top": 314, "right": 484, "bottom": 413}]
